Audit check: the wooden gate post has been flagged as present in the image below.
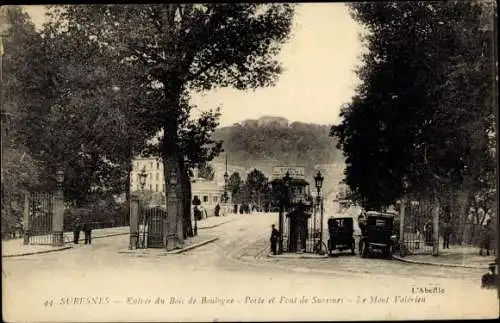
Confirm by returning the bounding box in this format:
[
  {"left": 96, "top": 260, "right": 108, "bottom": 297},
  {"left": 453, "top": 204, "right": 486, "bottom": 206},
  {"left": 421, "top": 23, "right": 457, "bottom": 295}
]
[
  {"left": 23, "top": 194, "right": 30, "bottom": 245},
  {"left": 129, "top": 197, "right": 140, "bottom": 250}
]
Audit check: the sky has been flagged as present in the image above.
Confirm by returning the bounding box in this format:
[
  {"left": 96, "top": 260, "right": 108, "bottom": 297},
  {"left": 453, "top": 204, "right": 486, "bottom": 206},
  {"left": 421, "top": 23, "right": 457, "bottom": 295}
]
[{"left": 22, "top": 4, "right": 364, "bottom": 127}]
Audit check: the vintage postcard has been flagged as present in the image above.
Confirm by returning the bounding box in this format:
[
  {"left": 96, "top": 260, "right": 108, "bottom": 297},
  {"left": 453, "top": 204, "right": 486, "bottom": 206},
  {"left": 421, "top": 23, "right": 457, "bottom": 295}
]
[{"left": 1, "top": 2, "right": 498, "bottom": 322}]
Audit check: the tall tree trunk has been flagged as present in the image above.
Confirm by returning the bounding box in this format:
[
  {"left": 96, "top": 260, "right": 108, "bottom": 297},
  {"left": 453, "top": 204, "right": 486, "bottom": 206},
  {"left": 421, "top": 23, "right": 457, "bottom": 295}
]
[
  {"left": 160, "top": 85, "right": 184, "bottom": 248},
  {"left": 179, "top": 160, "right": 193, "bottom": 238}
]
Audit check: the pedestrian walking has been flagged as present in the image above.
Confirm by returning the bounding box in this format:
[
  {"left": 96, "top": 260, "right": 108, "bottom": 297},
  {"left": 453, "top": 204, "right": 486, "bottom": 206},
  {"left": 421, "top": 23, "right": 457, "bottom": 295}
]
[
  {"left": 441, "top": 207, "right": 452, "bottom": 249},
  {"left": 479, "top": 219, "right": 492, "bottom": 256},
  {"left": 270, "top": 224, "right": 280, "bottom": 255},
  {"left": 462, "top": 207, "right": 475, "bottom": 245},
  {"left": 442, "top": 220, "right": 452, "bottom": 249},
  {"left": 194, "top": 206, "right": 202, "bottom": 221},
  {"left": 73, "top": 216, "right": 81, "bottom": 244},
  {"left": 473, "top": 207, "right": 485, "bottom": 246},
  {"left": 424, "top": 220, "right": 433, "bottom": 246},
  {"left": 214, "top": 204, "right": 221, "bottom": 217},
  {"left": 83, "top": 221, "right": 92, "bottom": 245}
]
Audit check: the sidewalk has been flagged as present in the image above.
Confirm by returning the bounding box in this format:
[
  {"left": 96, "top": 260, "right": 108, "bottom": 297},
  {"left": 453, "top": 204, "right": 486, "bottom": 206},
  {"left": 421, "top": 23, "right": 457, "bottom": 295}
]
[
  {"left": 2, "top": 214, "right": 242, "bottom": 258},
  {"left": 118, "top": 232, "right": 219, "bottom": 256},
  {"left": 2, "top": 226, "right": 130, "bottom": 258},
  {"left": 393, "top": 245, "right": 496, "bottom": 270}
]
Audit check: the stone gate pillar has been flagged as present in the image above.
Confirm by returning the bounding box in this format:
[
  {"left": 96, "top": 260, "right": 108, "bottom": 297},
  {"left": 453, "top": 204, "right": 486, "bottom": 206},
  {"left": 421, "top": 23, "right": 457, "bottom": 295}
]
[
  {"left": 52, "top": 192, "right": 64, "bottom": 247},
  {"left": 129, "top": 196, "right": 140, "bottom": 250},
  {"left": 165, "top": 193, "right": 181, "bottom": 251}
]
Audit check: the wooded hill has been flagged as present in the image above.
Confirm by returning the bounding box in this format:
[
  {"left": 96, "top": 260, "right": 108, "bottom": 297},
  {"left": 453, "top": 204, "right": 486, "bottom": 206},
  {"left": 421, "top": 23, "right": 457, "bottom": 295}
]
[{"left": 211, "top": 116, "right": 343, "bottom": 178}]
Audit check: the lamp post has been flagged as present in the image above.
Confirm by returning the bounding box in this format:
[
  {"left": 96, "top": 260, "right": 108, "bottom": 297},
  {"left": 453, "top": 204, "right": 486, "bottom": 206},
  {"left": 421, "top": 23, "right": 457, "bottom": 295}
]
[
  {"left": 314, "top": 171, "right": 324, "bottom": 251},
  {"left": 138, "top": 167, "right": 147, "bottom": 193},
  {"left": 223, "top": 171, "right": 229, "bottom": 203}
]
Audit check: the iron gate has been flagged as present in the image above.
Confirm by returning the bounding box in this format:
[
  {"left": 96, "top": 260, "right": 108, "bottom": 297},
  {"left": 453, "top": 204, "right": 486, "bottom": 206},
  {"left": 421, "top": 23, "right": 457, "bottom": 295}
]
[
  {"left": 281, "top": 204, "right": 318, "bottom": 253},
  {"left": 27, "top": 192, "right": 53, "bottom": 245},
  {"left": 402, "top": 200, "right": 435, "bottom": 255},
  {"left": 137, "top": 206, "right": 166, "bottom": 249}
]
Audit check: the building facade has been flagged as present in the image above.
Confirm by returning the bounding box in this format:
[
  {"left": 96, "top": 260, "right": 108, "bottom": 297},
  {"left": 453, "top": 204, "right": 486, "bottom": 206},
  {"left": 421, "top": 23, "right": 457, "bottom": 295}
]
[
  {"left": 130, "top": 157, "right": 166, "bottom": 193},
  {"left": 130, "top": 157, "right": 245, "bottom": 215}
]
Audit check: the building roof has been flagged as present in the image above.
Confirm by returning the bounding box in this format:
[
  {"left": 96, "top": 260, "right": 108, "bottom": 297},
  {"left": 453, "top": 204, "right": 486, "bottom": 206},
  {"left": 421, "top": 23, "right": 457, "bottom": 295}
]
[{"left": 192, "top": 179, "right": 224, "bottom": 193}]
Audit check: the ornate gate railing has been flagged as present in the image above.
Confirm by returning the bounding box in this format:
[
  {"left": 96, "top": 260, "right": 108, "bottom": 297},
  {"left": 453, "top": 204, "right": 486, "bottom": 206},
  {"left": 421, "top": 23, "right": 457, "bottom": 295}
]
[
  {"left": 26, "top": 192, "right": 54, "bottom": 245},
  {"left": 137, "top": 206, "right": 166, "bottom": 249},
  {"left": 402, "top": 200, "right": 435, "bottom": 255}
]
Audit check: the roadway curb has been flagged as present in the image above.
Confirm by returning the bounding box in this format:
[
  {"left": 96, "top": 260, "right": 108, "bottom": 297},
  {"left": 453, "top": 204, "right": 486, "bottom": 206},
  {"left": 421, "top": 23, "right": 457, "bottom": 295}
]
[
  {"left": 267, "top": 253, "right": 329, "bottom": 259},
  {"left": 198, "top": 217, "right": 241, "bottom": 230},
  {"left": 392, "top": 255, "right": 489, "bottom": 270},
  {"left": 2, "top": 246, "right": 73, "bottom": 258},
  {"left": 118, "top": 237, "right": 219, "bottom": 256},
  {"left": 164, "top": 237, "right": 219, "bottom": 254}
]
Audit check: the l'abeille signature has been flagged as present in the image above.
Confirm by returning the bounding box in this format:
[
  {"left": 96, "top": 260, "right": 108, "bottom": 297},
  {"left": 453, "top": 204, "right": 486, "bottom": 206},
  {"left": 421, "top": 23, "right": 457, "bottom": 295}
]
[{"left": 411, "top": 286, "right": 445, "bottom": 294}]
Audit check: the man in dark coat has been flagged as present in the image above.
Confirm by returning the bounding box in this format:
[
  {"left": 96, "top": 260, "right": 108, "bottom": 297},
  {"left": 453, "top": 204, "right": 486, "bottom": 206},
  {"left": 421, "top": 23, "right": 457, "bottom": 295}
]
[
  {"left": 83, "top": 221, "right": 92, "bottom": 245},
  {"left": 73, "top": 216, "right": 81, "bottom": 244},
  {"left": 270, "top": 224, "right": 280, "bottom": 255}
]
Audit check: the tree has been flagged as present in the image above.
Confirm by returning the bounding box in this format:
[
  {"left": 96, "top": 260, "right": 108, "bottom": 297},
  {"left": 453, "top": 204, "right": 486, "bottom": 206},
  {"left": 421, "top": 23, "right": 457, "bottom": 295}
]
[
  {"left": 197, "top": 163, "right": 215, "bottom": 181},
  {"left": 49, "top": 4, "right": 295, "bottom": 243},
  {"left": 227, "top": 172, "right": 242, "bottom": 203},
  {"left": 1, "top": 6, "right": 45, "bottom": 236},
  {"left": 331, "top": 1, "right": 495, "bottom": 211},
  {"left": 244, "top": 169, "right": 268, "bottom": 206}
]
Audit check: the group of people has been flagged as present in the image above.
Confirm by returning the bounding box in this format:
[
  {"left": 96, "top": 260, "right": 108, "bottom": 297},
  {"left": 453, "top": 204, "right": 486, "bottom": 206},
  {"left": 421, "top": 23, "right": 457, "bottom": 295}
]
[
  {"left": 464, "top": 207, "right": 494, "bottom": 256},
  {"left": 419, "top": 206, "right": 495, "bottom": 256}
]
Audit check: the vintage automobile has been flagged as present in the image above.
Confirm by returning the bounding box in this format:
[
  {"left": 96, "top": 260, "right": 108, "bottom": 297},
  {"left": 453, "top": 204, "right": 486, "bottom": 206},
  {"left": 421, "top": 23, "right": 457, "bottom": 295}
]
[
  {"left": 358, "top": 211, "right": 396, "bottom": 259},
  {"left": 327, "top": 217, "right": 355, "bottom": 255}
]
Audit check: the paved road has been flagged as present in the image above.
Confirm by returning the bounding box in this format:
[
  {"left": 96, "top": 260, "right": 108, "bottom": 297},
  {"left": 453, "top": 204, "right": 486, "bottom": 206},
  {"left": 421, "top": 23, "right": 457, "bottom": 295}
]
[{"left": 3, "top": 213, "right": 498, "bottom": 321}]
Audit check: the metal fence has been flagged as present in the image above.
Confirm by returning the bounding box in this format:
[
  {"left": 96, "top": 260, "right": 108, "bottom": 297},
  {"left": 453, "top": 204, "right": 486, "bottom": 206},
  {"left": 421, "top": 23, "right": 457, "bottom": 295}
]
[
  {"left": 402, "top": 200, "right": 435, "bottom": 255},
  {"left": 137, "top": 206, "right": 166, "bottom": 249},
  {"left": 402, "top": 199, "right": 497, "bottom": 256},
  {"left": 27, "top": 192, "right": 54, "bottom": 245}
]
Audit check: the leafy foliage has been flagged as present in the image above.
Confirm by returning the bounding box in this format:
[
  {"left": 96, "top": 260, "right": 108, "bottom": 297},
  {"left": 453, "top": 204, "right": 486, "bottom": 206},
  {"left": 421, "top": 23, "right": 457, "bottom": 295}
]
[
  {"left": 43, "top": 4, "right": 294, "bottom": 238},
  {"left": 213, "top": 117, "right": 342, "bottom": 177},
  {"left": 1, "top": 6, "right": 45, "bottom": 235},
  {"left": 197, "top": 163, "right": 215, "bottom": 181},
  {"left": 227, "top": 172, "right": 243, "bottom": 202},
  {"left": 331, "top": 1, "right": 496, "bottom": 210}
]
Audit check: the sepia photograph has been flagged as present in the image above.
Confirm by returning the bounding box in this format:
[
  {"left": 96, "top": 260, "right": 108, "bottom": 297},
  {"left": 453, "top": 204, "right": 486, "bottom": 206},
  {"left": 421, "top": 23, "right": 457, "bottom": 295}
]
[{"left": 1, "top": 2, "right": 498, "bottom": 321}]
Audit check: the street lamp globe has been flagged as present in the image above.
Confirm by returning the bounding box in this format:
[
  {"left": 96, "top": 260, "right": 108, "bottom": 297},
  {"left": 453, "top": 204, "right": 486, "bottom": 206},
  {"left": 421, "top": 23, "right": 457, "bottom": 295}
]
[
  {"left": 169, "top": 170, "right": 178, "bottom": 187},
  {"left": 56, "top": 168, "right": 65, "bottom": 185},
  {"left": 314, "top": 171, "right": 324, "bottom": 194},
  {"left": 138, "top": 167, "right": 148, "bottom": 190}
]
